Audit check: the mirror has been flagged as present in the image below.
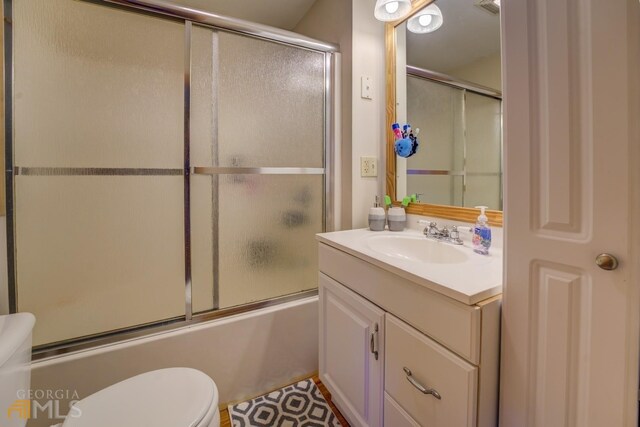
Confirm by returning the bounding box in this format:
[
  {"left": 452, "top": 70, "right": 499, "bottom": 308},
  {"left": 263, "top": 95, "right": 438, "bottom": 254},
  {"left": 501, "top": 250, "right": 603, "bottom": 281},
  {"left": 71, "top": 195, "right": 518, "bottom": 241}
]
[{"left": 385, "top": 0, "right": 503, "bottom": 225}]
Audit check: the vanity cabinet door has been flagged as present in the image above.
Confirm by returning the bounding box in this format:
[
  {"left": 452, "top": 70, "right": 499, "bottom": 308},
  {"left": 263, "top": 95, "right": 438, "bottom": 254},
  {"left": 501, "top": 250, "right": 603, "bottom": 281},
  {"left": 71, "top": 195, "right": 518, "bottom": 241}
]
[{"left": 319, "top": 273, "right": 384, "bottom": 427}]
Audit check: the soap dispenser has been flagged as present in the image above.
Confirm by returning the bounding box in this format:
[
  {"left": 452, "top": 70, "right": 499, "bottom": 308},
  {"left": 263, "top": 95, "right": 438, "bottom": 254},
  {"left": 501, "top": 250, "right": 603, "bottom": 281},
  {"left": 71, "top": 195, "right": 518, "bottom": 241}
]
[
  {"left": 368, "top": 196, "right": 386, "bottom": 231},
  {"left": 472, "top": 206, "right": 492, "bottom": 255},
  {"left": 387, "top": 196, "right": 408, "bottom": 232}
]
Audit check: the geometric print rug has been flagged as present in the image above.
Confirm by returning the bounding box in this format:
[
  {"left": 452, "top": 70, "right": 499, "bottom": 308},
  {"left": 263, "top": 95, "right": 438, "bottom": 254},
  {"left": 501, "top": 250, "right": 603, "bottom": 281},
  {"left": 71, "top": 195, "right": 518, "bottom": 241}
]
[{"left": 228, "top": 379, "right": 342, "bottom": 426}]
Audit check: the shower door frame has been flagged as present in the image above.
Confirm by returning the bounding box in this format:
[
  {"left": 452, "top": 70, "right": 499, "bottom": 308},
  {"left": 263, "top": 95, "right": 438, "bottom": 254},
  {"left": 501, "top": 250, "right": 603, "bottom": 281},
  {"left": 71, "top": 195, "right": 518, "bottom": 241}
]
[{"left": 2, "top": 0, "right": 338, "bottom": 358}]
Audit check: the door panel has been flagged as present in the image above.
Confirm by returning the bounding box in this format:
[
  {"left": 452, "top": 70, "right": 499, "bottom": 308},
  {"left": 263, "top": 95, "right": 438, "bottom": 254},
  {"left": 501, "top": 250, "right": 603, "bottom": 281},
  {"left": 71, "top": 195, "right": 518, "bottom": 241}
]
[
  {"left": 319, "top": 273, "right": 384, "bottom": 427},
  {"left": 500, "top": 0, "right": 640, "bottom": 426}
]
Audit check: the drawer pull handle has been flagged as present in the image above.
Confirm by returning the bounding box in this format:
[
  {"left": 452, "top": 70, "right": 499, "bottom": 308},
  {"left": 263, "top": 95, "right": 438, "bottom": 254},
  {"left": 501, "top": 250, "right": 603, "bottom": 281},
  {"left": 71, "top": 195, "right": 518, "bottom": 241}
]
[{"left": 403, "top": 367, "right": 441, "bottom": 400}]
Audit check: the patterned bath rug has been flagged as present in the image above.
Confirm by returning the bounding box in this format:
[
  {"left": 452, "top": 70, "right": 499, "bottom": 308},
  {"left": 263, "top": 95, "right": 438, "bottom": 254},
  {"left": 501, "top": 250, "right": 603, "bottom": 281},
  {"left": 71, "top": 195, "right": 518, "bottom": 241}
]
[{"left": 229, "top": 379, "right": 342, "bottom": 427}]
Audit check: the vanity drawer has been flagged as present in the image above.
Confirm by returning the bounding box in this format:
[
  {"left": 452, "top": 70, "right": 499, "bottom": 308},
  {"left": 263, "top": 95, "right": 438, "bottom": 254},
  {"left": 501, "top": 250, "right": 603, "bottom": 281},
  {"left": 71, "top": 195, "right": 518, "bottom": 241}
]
[
  {"left": 385, "top": 314, "right": 478, "bottom": 427},
  {"left": 384, "top": 392, "right": 420, "bottom": 427}
]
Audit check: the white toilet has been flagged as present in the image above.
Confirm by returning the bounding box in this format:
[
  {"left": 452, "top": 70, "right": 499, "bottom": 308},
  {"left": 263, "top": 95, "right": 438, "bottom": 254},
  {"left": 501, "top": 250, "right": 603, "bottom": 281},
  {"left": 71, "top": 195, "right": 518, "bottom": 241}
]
[{"left": 0, "top": 313, "right": 220, "bottom": 427}]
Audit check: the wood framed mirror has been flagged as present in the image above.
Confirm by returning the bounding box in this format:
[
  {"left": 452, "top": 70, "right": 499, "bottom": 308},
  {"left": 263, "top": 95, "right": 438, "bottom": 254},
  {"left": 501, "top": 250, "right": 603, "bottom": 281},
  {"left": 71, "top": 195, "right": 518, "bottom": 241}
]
[{"left": 385, "top": 0, "right": 503, "bottom": 226}]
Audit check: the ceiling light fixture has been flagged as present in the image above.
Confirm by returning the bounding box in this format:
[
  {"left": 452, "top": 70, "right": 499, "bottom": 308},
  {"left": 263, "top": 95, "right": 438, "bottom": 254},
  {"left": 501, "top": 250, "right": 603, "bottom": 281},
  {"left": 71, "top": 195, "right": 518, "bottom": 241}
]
[
  {"left": 374, "top": 0, "right": 412, "bottom": 22},
  {"left": 407, "top": 4, "right": 443, "bottom": 34}
]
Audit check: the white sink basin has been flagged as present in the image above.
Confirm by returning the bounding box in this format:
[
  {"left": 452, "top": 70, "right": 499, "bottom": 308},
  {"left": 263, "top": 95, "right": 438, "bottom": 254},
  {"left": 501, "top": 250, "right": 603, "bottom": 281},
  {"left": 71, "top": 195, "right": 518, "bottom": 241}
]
[
  {"left": 365, "top": 235, "right": 469, "bottom": 264},
  {"left": 317, "top": 228, "right": 503, "bottom": 304}
]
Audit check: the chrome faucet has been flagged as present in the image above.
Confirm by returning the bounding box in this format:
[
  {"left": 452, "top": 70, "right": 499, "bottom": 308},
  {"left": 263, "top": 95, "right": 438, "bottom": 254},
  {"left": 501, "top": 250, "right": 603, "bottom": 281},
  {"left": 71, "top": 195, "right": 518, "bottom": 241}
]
[{"left": 418, "top": 221, "right": 464, "bottom": 245}]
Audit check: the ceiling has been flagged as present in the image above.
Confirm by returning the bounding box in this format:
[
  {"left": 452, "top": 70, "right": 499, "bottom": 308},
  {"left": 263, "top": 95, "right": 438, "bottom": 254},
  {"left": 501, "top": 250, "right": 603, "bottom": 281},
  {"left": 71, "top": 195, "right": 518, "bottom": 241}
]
[
  {"left": 170, "top": 0, "right": 317, "bottom": 30},
  {"left": 406, "top": 0, "right": 501, "bottom": 73}
]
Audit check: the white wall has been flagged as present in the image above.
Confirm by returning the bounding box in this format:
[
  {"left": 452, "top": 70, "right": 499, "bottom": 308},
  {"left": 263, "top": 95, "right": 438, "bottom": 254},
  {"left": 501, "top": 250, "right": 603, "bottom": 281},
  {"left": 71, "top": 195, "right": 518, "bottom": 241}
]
[
  {"left": 27, "top": 297, "right": 318, "bottom": 427},
  {"left": 447, "top": 52, "right": 502, "bottom": 92},
  {"left": 350, "top": 0, "right": 386, "bottom": 228}
]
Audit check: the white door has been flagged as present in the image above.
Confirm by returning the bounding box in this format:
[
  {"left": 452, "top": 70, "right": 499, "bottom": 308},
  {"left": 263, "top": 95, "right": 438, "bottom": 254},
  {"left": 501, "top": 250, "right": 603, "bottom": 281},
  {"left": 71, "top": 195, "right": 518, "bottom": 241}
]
[
  {"left": 500, "top": 0, "right": 640, "bottom": 426},
  {"left": 319, "top": 273, "right": 384, "bottom": 427}
]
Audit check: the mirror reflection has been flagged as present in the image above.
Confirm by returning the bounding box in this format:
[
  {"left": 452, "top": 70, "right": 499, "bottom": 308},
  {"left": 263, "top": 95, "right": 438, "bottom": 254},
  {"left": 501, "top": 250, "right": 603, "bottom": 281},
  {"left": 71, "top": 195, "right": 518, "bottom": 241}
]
[{"left": 395, "top": 0, "right": 502, "bottom": 210}]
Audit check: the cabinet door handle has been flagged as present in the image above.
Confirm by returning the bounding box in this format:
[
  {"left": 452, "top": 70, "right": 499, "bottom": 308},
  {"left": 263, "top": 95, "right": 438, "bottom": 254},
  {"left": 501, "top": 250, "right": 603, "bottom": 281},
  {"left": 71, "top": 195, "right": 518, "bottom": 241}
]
[
  {"left": 403, "top": 367, "right": 441, "bottom": 400},
  {"left": 370, "top": 323, "right": 379, "bottom": 360}
]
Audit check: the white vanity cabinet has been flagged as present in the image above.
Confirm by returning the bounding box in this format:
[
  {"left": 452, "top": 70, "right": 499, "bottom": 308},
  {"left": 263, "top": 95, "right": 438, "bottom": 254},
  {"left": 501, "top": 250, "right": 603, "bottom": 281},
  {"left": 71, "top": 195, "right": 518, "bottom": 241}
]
[{"left": 317, "top": 237, "right": 501, "bottom": 427}]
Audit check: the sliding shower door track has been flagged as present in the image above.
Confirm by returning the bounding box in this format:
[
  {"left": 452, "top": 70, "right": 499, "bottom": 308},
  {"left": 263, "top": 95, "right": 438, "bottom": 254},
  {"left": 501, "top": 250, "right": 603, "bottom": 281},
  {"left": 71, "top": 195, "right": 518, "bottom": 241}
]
[{"left": 102, "top": 0, "right": 339, "bottom": 53}]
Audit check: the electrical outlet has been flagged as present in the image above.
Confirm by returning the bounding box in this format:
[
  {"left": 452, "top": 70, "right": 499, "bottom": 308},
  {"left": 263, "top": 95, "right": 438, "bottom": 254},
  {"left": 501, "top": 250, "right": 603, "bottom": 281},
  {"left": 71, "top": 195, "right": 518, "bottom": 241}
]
[
  {"left": 361, "top": 76, "right": 373, "bottom": 100},
  {"left": 360, "top": 156, "right": 377, "bottom": 177}
]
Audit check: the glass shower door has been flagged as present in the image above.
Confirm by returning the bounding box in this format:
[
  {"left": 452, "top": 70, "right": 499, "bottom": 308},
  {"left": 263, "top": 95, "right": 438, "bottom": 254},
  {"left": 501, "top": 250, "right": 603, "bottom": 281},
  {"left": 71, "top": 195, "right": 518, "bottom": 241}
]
[
  {"left": 190, "top": 26, "right": 326, "bottom": 313},
  {"left": 13, "top": 0, "right": 186, "bottom": 346},
  {"left": 9, "top": 0, "right": 331, "bottom": 349}
]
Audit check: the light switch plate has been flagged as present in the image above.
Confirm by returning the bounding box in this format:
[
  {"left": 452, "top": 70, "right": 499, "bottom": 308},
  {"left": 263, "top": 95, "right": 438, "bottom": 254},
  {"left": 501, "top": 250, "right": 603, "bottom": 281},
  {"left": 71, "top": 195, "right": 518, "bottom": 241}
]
[
  {"left": 361, "top": 76, "right": 373, "bottom": 100},
  {"left": 360, "top": 156, "right": 377, "bottom": 177}
]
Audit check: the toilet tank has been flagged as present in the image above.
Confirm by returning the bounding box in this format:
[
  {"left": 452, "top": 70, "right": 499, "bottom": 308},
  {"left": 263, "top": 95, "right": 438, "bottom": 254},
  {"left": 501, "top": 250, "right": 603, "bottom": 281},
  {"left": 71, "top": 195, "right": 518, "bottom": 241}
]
[{"left": 0, "top": 313, "right": 35, "bottom": 427}]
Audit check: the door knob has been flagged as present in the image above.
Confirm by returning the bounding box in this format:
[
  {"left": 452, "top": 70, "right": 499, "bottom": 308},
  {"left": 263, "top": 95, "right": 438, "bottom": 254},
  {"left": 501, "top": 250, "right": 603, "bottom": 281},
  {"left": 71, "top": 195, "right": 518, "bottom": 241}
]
[{"left": 595, "top": 253, "right": 618, "bottom": 271}]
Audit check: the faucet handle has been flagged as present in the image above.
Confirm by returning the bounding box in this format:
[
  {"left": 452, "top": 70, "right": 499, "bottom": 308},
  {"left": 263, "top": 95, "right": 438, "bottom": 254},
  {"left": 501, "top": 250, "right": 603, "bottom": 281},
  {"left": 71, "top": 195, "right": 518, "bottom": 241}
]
[
  {"left": 417, "top": 220, "right": 430, "bottom": 236},
  {"left": 448, "top": 225, "right": 464, "bottom": 245}
]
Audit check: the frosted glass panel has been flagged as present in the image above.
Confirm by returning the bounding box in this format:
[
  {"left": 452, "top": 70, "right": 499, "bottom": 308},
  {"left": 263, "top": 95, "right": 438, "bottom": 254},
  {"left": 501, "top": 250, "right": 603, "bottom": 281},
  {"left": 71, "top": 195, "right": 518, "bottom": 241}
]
[
  {"left": 452, "top": 175, "right": 464, "bottom": 207},
  {"left": 464, "top": 175, "right": 502, "bottom": 210},
  {"left": 217, "top": 175, "right": 323, "bottom": 309},
  {"left": 465, "top": 92, "right": 502, "bottom": 173},
  {"left": 216, "top": 32, "right": 325, "bottom": 168},
  {"left": 191, "top": 174, "right": 215, "bottom": 313},
  {"left": 406, "top": 175, "right": 456, "bottom": 206},
  {"left": 406, "top": 76, "right": 464, "bottom": 171},
  {"left": 15, "top": 176, "right": 185, "bottom": 345},
  {"left": 191, "top": 25, "right": 216, "bottom": 168},
  {"left": 14, "top": 0, "right": 184, "bottom": 168}
]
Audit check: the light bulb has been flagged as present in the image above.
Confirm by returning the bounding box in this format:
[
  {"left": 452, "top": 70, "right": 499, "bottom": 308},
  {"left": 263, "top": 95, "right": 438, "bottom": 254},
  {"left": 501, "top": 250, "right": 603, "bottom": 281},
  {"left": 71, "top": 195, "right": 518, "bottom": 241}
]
[
  {"left": 407, "top": 4, "right": 443, "bottom": 33},
  {"left": 385, "top": 1, "right": 399, "bottom": 14},
  {"left": 418, "top": 14, "right": 433, "bottom": 27},
  {"left": 374, "top": 0, "right": 411, "bottom": 22}
]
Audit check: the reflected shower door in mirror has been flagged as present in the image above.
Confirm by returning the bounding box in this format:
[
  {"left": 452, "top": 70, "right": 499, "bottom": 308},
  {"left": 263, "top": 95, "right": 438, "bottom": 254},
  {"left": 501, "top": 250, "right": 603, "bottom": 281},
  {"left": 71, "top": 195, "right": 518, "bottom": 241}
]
[
  {"left": 402, "top": 73, "right": 502, "bottom": 209},
  {"left": 391, "top": 0, "right": 503, "bottom": 212}
]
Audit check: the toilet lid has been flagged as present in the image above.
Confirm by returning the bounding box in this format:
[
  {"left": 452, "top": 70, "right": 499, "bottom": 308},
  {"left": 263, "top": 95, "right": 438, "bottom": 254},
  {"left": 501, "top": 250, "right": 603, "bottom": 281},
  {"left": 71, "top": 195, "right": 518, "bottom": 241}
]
[{"left": 62, "top": 368, "right": 217, "bottom": 427}]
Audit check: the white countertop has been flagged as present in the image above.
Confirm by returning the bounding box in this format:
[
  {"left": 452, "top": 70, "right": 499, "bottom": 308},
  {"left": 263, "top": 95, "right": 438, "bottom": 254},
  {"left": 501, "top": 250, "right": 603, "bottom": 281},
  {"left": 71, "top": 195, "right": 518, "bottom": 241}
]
[{"left": 316, "top": 228, "right": 503, "bottom": 305}]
